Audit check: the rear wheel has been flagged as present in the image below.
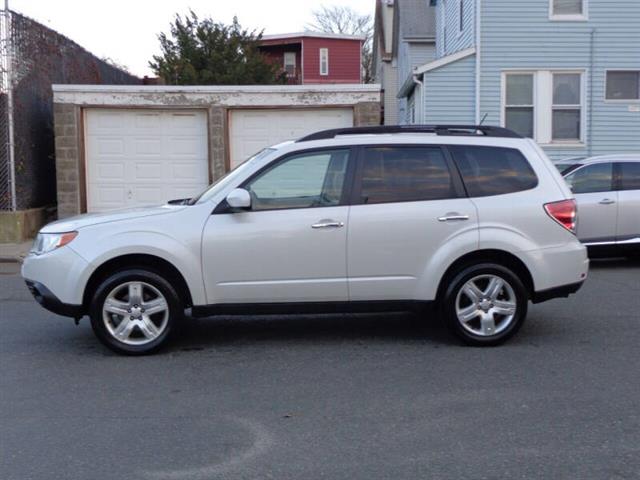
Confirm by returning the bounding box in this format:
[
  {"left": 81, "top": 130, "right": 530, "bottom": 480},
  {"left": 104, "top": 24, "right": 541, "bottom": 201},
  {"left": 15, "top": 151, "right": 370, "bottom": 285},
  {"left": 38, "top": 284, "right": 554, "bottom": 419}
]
[
  {"left": 89, "top": 269, "right": 183, "bottom": 355},
  {"left": 442, "top": 263, "right": 528, "bottom": 346}
]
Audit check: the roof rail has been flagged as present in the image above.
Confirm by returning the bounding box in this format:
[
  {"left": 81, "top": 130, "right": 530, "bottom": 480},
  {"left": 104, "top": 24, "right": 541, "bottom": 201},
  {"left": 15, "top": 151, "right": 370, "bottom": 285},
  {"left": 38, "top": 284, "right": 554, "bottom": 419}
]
[{"left": 297, "top": 125, "right": 523, "bottom": 142}]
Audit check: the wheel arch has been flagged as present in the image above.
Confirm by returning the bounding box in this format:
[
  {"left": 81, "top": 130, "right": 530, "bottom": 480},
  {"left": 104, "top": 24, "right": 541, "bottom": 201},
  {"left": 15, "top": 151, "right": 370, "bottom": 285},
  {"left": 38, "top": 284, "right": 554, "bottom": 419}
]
[
  {"left": 83, "top": 254, "right": 194, "bottom": 310},
  {"left": 435, "top": 249, "right": 535, "bottom": 303}
]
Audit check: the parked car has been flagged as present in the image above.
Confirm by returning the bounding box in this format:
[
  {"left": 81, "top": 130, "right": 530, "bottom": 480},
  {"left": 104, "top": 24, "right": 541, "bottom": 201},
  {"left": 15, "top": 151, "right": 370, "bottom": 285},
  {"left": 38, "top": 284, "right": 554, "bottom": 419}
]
[
  {"left": 555, "top": 155, "right": 640, "bottom": 258},
  {"left": 22, "top": 125, "right": 589, "bottom": 355}
]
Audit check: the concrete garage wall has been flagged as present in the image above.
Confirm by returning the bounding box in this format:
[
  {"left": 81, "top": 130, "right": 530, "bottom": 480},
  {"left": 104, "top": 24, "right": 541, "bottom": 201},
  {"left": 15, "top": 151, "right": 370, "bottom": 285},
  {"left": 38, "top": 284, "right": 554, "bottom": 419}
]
[{"left": 52, "top": 85, "right": 381, "bottom": 218}]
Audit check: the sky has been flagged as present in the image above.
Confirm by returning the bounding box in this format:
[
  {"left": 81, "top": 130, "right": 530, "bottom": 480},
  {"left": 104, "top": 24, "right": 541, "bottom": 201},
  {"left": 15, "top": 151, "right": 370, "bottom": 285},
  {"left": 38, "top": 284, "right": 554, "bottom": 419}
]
[{"left": 10, "top": 0, "right": 375, "bottom": 77}]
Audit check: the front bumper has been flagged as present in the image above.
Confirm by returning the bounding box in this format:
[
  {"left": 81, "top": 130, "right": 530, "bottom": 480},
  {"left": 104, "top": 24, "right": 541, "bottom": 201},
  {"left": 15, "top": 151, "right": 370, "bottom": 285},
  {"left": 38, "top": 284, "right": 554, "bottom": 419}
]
[
  {"left": 21, "top": 245, "right": 91, "bottom": 306},
  {"left": 25, "top": 280, "right": 84, "bottom": 318}
]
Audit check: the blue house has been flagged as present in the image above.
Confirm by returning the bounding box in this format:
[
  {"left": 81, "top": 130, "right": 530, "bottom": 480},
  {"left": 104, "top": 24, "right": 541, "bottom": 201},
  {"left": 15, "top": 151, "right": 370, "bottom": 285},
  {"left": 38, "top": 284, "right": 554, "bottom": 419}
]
[{"left": 396, "top": 0, "right": 640, "bottom": 159}]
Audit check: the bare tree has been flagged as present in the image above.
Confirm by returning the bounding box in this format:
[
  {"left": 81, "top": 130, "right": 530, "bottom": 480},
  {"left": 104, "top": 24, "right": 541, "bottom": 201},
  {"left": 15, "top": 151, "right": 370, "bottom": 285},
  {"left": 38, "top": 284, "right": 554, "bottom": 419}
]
[
  {"left": 306, "top": 5, "right": 374, "bottom": 83},
  {"left": 101, "top": 57, "right": 131, "bottom": 74}
]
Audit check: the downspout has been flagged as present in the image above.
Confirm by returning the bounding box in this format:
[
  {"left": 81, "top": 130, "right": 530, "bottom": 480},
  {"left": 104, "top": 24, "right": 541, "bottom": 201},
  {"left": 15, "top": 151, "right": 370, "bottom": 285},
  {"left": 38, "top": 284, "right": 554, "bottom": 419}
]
[
  {"left": 412, "top": 74, "right": 424, "bottom": 123},
  {"left": 475, "top": 0, "right": 482, "bottom": 124},
  {"left": 588, "top": 28, "right": 595, "bottom": 156}
]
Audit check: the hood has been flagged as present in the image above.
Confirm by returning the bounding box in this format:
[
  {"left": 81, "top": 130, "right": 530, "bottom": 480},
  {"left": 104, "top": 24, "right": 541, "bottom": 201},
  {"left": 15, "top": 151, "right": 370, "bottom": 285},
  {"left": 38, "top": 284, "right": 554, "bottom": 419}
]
[{"left": 40, "top": 204, "right": 187, "bottom": 233}]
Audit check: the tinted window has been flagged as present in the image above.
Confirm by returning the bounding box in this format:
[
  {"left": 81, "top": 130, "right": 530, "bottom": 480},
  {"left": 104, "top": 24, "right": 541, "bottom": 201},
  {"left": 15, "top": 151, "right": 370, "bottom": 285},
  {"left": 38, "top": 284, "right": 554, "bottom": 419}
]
[
  {"left": 449, "top": 146, "right": 538, "bottom": 197},
  {"left": 619, "top": 162, "right": 640, "bottom": 191},
  {"left": 246, "top": 149, "right": 349, "bottom": 211},
  {"left": 564, "top": 163, "right": 613, "bottom": 194},
  {"left": 359, "top": 147, "right": 456, "bottom": 204}
]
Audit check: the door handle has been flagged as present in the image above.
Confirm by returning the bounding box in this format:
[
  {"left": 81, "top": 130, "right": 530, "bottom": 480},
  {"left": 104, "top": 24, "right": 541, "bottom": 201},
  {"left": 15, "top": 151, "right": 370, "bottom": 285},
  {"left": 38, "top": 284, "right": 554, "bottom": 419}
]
[
  {"left": 438, "top": 215, "right": 470, "bottom": 222},
  {"left": 599, "top": 198, "right": 615, "bottom": 205},
  {"left": 311, "top": 221, "right": 344, "bottom": 229}
]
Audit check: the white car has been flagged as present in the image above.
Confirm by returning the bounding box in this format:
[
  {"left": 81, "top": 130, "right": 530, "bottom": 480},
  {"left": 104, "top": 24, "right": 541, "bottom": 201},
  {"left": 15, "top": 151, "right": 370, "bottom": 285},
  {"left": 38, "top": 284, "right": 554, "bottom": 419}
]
[
  {"left": 23, "top": 125, "right": 589, "bottom": 354},
  {"left": 555, "top": 154, "right": 640, "bottom": 258}
]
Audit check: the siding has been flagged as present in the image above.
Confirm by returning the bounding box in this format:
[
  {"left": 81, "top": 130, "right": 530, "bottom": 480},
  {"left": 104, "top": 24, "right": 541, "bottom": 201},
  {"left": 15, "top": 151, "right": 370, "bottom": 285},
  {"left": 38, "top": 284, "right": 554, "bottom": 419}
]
[
  {"left": 437, "top": 0, "right": 475, "bottom": 58},
  {"left": 302, "top": 37, "right": 362, "bottom": 84},
  {"left": 397, "top": 40, "right": 436, "bottom": 124},
  {"left": 423, "top": 53, "right": 476, "bottom": 124},
  {"left": 480, "top": 0, "right": 640, "bottom": 160}
]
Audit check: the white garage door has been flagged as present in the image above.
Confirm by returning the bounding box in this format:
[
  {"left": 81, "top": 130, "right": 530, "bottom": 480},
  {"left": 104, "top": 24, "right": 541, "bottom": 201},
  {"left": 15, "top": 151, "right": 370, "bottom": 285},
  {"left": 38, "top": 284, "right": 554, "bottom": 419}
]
[
  {"left": 229, "top": 108, "right": 353, "bottom": 169},
  {"left": 85, "top": 109, "right": 208, "bottom": 212}
]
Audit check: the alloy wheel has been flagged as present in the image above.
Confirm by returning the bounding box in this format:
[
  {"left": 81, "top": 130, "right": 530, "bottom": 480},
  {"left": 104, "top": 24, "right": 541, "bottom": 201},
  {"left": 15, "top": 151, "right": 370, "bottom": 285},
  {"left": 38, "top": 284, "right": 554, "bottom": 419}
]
[
  {"left": 455, "top": 274, "right": 518, "bottom": 337},
  {"left": 102, "top": 281, "right": 169, "bottom": 345}
]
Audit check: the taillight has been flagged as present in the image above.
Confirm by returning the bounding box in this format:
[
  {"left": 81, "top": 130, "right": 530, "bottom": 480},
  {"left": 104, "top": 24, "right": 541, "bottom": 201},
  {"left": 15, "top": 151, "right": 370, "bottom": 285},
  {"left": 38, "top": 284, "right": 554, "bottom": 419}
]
[{"left": 544, "top": 199, "right": 577, "bottom": 234}]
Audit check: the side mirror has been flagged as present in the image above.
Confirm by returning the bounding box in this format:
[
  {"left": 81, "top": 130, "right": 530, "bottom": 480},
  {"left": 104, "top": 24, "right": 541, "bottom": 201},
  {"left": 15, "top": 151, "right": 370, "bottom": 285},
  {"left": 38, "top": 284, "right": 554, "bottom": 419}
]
[{"left": 226, "top": 188, "right": 251, "bottom": 209}]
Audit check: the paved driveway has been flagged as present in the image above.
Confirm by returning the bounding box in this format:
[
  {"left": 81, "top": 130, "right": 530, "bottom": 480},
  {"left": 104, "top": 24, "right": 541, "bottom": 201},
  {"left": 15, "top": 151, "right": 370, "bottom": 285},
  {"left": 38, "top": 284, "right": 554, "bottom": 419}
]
[{"left": 1, "top": 259, "right": 639, "bottom": 479}]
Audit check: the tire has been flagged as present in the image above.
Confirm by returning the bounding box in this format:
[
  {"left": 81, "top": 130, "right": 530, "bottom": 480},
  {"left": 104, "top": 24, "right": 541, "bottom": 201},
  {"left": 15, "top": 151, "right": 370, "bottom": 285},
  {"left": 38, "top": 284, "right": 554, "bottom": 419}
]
[
  {"left": 441, "top": 263, "right": 528, "bottom": 346},
  {"left": 89, "top": 269, "right": 183, "bottom": 355}
]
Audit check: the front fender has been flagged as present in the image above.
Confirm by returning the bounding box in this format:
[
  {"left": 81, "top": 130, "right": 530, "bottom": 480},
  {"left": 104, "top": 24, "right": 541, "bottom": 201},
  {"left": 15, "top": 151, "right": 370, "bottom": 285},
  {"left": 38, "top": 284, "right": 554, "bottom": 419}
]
[{"left": 71, "top": 229, "right": 206, "bottom": 306}]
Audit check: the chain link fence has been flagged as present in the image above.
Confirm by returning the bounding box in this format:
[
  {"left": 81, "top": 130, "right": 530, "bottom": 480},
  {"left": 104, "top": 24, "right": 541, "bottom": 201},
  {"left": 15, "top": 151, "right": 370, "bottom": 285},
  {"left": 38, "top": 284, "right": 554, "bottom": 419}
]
[
  {"left": 0, "top": 8, "right": 139, "bottom": 214},
  {"left": 0, "top": 7, "right": 14, "bottom": 211}
]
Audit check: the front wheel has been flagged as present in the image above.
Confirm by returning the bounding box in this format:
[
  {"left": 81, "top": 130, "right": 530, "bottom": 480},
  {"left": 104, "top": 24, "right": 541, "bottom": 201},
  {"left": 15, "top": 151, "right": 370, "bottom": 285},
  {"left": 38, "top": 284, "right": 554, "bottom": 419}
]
[
  {"left": 89, "top": 269, "right": 183, "bottom": 355},
  {"left": 442, "top": 264, "right": 528, "bottom": 346}
]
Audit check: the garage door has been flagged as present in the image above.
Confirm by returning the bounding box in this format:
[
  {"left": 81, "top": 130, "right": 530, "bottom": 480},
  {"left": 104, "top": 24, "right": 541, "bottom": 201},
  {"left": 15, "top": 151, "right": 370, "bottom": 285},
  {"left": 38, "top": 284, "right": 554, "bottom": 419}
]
[
  {"left": 85, "top": 109, "right": 208, "bottom": 212},
  {"left": 229, "top": 108, "right": 353, "bottom": 169}
]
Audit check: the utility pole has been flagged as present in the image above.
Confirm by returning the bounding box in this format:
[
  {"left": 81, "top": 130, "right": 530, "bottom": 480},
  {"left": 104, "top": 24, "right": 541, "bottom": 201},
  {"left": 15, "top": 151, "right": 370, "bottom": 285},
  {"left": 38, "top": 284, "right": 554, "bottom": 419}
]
[{"left": 3, "top": 0, "right": 16, "bottom": 211}]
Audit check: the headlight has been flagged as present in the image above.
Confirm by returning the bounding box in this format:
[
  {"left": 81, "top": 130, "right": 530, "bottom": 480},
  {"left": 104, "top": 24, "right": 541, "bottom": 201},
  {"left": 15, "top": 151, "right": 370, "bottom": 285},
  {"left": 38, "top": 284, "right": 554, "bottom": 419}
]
[{"left": 30, "top": 232, "right": 78, "bottom": 255}]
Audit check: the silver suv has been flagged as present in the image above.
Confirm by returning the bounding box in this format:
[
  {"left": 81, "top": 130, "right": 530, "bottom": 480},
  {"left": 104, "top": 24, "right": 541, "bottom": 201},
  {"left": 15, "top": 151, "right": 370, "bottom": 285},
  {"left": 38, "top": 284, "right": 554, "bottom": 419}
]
[
  {"left": 557, "top": 155, "right": 640, "bottom": 258},
  {"left": 23, "top": 125, "right": 589, "bottom": 354}
]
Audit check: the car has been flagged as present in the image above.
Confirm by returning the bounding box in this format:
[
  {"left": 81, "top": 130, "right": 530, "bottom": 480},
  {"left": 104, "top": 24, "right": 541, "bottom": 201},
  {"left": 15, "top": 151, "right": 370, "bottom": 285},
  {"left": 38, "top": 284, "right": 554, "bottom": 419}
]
[
  {"left": 557, "top": 154, "right": 640, "bottom": 258},
  {"left": 552, "top": 156, "right": 586, "bottom": 175},
  {"left": 22, "top": 125, "right": 589, "bottom": 355}
]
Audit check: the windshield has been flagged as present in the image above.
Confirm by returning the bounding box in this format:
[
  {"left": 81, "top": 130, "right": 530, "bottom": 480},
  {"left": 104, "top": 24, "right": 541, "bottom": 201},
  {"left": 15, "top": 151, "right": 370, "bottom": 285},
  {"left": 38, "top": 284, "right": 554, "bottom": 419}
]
[{"left": 189, "top": 148, "right": 276, "bottom": 205}]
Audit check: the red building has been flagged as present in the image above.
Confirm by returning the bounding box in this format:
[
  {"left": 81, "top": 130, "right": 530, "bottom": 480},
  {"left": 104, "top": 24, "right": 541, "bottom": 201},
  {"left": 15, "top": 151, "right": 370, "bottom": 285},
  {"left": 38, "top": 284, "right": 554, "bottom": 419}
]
[{"left": 258, "top": 32, "right": 365, "bottom": 84}]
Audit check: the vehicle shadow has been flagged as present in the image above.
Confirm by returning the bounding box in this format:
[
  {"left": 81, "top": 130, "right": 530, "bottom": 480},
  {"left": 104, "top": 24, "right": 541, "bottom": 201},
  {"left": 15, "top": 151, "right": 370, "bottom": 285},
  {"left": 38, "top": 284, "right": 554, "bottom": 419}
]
[
  {"left": 589, "top": 256, "right": 640, "bottom": 269},
  {"left": 171, "top": 311, "right": 457, "bottom": 351}
]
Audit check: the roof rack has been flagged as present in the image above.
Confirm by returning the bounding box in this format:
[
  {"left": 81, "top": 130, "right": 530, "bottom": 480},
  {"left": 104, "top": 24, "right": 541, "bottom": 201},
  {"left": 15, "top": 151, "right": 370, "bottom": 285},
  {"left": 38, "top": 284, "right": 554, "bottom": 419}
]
[{"left": 297, "top": 125, "right": 523, "bottom": 142}]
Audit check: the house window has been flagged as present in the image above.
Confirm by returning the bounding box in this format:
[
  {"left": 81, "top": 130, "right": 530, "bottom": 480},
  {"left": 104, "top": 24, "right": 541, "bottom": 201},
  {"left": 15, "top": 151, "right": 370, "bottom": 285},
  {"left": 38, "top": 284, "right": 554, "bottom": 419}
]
[
  {"left": 505, "top": 74, "right": 535, "bottom": 138},
  {"left": 552, "top": 73, "right": 582, "bottom": 141},
  {"left": 606, "top": 71, "right": 640, "bottom": 101},
  {"left": 441, "top": 0, "right": 447, "bottom": 53},
  {"left": 503, "top": 70, "right": 584, "bottom": 144},
  {"left": 458, "top": 0, "right": 465, "bottom": 33},
  {"left": 550, "top": 0, "right": 587, "bottom": 20},
  {"left": 284, "top": 52, "right": 296, "bottom": 77},
  {"left": 319, "top": 48, "right": 329, "bottom": 76}
]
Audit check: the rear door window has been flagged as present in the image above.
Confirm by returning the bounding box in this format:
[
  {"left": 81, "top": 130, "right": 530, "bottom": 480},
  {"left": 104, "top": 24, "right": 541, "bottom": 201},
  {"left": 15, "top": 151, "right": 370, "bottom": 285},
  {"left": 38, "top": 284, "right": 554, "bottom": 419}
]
[
  {"left": 618, "top": 162, "right": 640, "bottom": 191},
  {"left": 564, "top": 163, "right": 614, "bottom": 194},
  {"left": 358, "top": 146, "right": 458, "bottom": 204},
  {"left": 449, "top": 145, "right": 538, "bottom": 197}
]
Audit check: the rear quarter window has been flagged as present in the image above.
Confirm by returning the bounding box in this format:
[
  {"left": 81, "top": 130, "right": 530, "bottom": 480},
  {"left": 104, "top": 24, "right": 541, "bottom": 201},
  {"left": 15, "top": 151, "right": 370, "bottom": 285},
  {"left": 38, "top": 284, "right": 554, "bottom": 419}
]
[{"left": 449, "top": 145, "right": 538, "bottom": 197}]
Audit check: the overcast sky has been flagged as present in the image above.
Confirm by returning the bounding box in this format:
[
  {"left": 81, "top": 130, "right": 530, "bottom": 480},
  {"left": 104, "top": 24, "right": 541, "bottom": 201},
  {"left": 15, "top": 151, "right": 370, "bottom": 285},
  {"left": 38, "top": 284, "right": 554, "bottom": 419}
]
[{"left": 10, "top": 0, "right": 374, "bottom": 77}]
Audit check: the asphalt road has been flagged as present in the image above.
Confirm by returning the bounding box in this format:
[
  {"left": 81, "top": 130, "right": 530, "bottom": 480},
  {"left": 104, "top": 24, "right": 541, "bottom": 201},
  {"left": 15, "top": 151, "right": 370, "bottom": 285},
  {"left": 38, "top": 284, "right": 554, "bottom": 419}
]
[{"left": 1, "top": 259, "right": 639, "bottom": 480}]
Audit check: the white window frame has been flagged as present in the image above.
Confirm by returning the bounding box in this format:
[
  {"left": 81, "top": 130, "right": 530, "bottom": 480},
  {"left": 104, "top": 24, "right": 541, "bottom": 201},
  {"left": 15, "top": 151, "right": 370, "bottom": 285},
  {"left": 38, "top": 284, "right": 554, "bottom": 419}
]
[
  {"left": 283, "top": 52, "right": 296, "bottom": 77},
  {"left": 501, "top": 69, "right": 586, "bottom": 147},
  {"left": 319, "top": 48, "right": 329, "bottom": 76},
  {"left": 549, "top": 0, "right": 588, "bottom": 21},
  {"left": 604, "top": 69, "right": 640, "bottom": 103},
  {"left": 502, "top": 72, "right": 537, "bottom": 140}
]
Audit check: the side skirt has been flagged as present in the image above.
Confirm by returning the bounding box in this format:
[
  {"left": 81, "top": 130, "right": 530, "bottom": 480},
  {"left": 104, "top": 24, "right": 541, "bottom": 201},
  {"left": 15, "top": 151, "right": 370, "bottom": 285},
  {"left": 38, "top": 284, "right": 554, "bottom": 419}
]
[{"left": 191, "top": 300, "right": 434, "bottom": 318}]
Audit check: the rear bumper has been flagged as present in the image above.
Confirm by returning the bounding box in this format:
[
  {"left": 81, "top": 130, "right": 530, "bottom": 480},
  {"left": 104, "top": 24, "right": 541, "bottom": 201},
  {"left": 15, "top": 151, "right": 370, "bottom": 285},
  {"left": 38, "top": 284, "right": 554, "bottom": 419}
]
[
  {"left": 25, "top": 280, "right": 84, "bottom": 318},
  {"left": 532, "top": 280, "right": 584, "bottom": 304}
]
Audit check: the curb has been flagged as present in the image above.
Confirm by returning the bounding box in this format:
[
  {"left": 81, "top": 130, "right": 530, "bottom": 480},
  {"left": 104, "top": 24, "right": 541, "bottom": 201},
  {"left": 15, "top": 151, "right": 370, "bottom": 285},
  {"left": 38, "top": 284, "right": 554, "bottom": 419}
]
[{"left": 0, "top": 256, "right": 24, "bottom": 264}]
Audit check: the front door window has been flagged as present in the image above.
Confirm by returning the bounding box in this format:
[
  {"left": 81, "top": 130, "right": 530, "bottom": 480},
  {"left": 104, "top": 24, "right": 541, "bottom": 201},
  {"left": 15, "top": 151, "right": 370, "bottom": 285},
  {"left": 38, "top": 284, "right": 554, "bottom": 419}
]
[{"left": 245, "top": 149, "right": 350, "bottom": 211}]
